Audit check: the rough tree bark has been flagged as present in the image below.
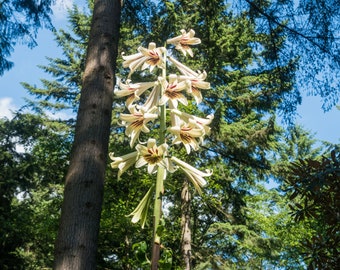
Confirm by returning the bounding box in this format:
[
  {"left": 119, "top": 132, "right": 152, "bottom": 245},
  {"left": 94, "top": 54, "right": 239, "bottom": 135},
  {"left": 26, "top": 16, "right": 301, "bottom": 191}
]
[
  {"left": 53, "top": 0, "right": 121, "bottom": 269},
  {"left": 181, "top": 179, "right": 192, "bottom": 270}
]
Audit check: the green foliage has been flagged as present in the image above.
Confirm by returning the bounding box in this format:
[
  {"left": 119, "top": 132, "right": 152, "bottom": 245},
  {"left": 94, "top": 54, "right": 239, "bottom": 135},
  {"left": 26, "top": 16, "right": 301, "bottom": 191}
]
[
  {"left": 132, "top": 241, "right": 150, "bottom": 267},
  {"left": 0, "top": 113, "right": 71, "bottom": 269},
  {"left": 245, "top": 0, "right": 340, "bottom": 110},
  {"left": 98, "top": 173, "right": 153, "bottom": 269},
  {"left": 245, "top": 185, "right": 310, "bottom": 269},
  {"left": 284, "top": 147, "right": 340, "bottom": 269},
  {"left": 116, "top": 1, "right": 318, "bottom": 268},
  {"left": 0, "top": 0, "right": 54, "bottom": 75},
  {"left": 22, "top": 4, "right": 90, "bottom": 114}
]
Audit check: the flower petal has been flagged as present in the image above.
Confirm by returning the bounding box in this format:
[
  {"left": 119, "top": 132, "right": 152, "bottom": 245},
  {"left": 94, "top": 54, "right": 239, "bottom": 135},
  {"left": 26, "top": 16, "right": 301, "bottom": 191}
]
[
  {"left": 171, "top": 156, "right": 211, "bottom": 194},
  {"left": 167, "top": 29, "right": 201, "bottom": 57},
  {"left": 109, "top": 151, "right": 138, "bottom": 179},
  {"left": 135, "top": 139, "right": 169, "bottom": 174},
  {"left": 127, "top": 186, "right": 154, "bottom": 228}
]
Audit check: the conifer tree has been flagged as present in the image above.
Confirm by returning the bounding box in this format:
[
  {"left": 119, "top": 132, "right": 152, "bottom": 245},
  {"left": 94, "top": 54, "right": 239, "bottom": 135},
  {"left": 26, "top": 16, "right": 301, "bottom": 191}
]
[
  {"left": 243, "top": 0, "right": 340, "bottom": 110},
  {"left": 20, "top": 2, "right": 159, "bottom": 268},
  {"left": 53, "top": 0, "right": 122, "bottom": 268},
  {"left": 21, "top": 0, "right": 296, "bottom": 268},
  {"left": 0, "top": 113, "right": 71, "bottom": 269},
  {"left": 0, "top": 0, "right": 54, "bottom": 75},
  {"left": 148, "top": 1, "right": 298, "bottom": 267}
]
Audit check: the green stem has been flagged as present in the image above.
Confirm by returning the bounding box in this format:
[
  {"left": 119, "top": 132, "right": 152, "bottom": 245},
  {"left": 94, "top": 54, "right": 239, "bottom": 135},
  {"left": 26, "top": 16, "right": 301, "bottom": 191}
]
[
  {"left": 151, "top": 45, "right": 167, "bottom": 270},
  {"left": 151, "top": 165, "right": 164, "bottom": 269}
]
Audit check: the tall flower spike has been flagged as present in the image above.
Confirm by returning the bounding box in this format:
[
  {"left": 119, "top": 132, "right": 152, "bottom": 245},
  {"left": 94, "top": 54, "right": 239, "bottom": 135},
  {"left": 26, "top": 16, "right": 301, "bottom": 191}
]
[
  {"left": 120, "top": 105, "right": 158, "bottom": 148},
  {"left": 122, "top": 42, "right": 166, "bottom": 77},
  {"left": 167, "top": 29, "right": 201, "bottom": 57},
  {"left": 135, "top": 138, "right": 170, "bottom": 175},
  {"left": 111, "top": 30, "right": 213, "bottom": 242},
  {"left": 169, "top": 56, "right": 210, "bottom": 104}
]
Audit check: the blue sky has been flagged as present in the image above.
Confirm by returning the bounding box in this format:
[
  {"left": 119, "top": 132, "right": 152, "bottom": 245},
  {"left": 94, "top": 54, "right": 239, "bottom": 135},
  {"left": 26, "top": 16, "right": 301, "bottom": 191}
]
[{"left": 0, "top": 0, "right": 339, "bottom": 144}]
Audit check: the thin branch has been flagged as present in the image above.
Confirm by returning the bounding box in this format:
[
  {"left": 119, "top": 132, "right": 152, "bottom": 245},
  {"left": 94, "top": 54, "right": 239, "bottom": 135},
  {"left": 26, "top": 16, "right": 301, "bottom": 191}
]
[{"left": 243, "top": 0, "right": 339, "bottom": 62}]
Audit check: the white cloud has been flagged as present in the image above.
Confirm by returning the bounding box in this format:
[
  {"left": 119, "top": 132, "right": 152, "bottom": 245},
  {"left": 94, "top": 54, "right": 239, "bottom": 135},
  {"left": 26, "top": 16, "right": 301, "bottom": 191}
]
[
  {"left": 46, "top": 110, "right": 74, "bottom": 120},
  {"left": 52, "top": 0, "right": 74, "bottom": 21},
  {"left": 0, "top": 97, "right": 16, "bottom": 119},
  {"left": 0, "top": 97, "right": 74, "bottom": 121}
]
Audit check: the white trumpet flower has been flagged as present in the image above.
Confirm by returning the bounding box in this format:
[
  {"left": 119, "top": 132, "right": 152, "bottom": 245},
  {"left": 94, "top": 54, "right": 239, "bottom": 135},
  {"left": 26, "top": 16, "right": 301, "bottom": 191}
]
[
  {"left": 127, "top": 186, "right": 154, "bottom": 228},
  {"left": 171, "top": 156, "right": 211, "bottom": 193},
  {"left": 168, "top": 122, "right": 204, "bottom": 154},
  {"left": 170, "top": 109, "right": 214, "bottom": 135},
  {"left": 169, "top": 56, "right": 210, "bottom": 104},
  {"left": 115, "top": 80, "right": 156, "bottom": 107},
  {"left": 120, "top": 105, "right": 158, "bottom": 148},
  {"left": 159, "top": 74, "right": 189, "bottom": 109},
  {"left": 109, "top": 151, "right": 138, "bottom": 179},
  {"left": 122, "top": 42, "right": 166, "bottom": 77},
  {"left": 135, "top": 138, "right": 170, "bottom": 175},
  {"left": 167, "top": 29, "right": 201, "bottom": 57}
]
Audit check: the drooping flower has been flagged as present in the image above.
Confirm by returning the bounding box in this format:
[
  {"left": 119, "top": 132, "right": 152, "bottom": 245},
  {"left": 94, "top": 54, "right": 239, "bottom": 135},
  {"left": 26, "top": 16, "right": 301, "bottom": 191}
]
[
  {"left": 159, "top": 74, "right": 189, "bottom": 109},
  {"left": 109, "top": 151, "right": 138, "bottom": 179},
  {"left": 171, "top": 156, "right": 211, "bottom": 194},
  {"left": 167, "top": 29, "right": 201, "bottom": 57},
  {"left": 185, "top": 74, "right": 211, "bottom": 104},
  {"left": 120, "top": 105, "right": 158, "bottom": 147},
  {"left": 122, "top": 42, "right": 166, "bottom": 76},
  {"left": 135, "top": 138, "right": 169, "bottom": 174},
  {"left": 169, "top": 56, "right": 210, "bottom": 104},
  {"left": 170, "top": 109, "right": 214, "bottom": 136},
  {"left": 127, "top": 185, "right": 154, "bottom": 228},
  {"left": 143, "top": 82, "right": 161, "bottom": 111},
  {"left": 115, "top": 80, "right": 156, "bottom": 107},
  {"left": 168, "top": 122, "right": 204, "bottom": 154}
]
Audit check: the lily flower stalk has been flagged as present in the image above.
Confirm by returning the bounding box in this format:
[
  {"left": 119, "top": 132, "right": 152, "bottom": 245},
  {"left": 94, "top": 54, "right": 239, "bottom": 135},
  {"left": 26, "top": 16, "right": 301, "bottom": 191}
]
[{"left": 110, "top": 29, "right": 213, "bottom": 267}]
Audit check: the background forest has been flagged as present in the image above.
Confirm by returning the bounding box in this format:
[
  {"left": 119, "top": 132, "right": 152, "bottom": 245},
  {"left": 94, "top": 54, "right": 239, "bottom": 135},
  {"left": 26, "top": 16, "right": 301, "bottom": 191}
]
[{"left": 1, "top": 0, "right": 339, "bottom": 269}]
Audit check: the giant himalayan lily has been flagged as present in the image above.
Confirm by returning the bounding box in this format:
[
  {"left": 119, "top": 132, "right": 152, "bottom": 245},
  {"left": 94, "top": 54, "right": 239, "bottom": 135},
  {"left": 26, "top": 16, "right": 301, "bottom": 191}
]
[
  {"left": 143, "top": 82, "right": 161, "bottom": 111},
  {"left": 171, "top": 156, "right": 212, "bottom": 194},
  {"left": 158, "top": 74, "right": 190, "bottom": 109},
  {"left": 170, "top": 108, "right": 214, "bottom": 136},
  {"left": 127, "top": 185, "right": 155, "bottom": 228},
  {"left": 135, "top": 138, "right": 170, "bottom": 175},
  {"left": 122, "top": 42, "right": 166, "bottom": 77},
  {"left": 169, "top": 56, "right": 210, "bottom": 104},
  {"left": 109, "top": 138, "right": 171, "bottom": 179},
  {"left": 109, "top": 151, "right": 138, "bottom": 179},
  {"left": 168, "top": 122, "right": 204, "bottom": 154},
  {"left": 115, "top": 80, "right": 156, "bottom": 107},
  {"left": 119, "top": 105, "right": 158, "bottom": 148},
  {"left": 166, "top": 29, "right": 201, "bottom": 57}
]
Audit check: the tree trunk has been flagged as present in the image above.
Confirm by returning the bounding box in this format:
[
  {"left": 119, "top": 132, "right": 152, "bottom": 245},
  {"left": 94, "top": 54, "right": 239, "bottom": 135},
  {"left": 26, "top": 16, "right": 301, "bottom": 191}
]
[
  {"left": 181, "top": 179, "right": 192, "bottom": 270},
  {"left": 53, "top": 1, "right": 121, "bottom": 269}
]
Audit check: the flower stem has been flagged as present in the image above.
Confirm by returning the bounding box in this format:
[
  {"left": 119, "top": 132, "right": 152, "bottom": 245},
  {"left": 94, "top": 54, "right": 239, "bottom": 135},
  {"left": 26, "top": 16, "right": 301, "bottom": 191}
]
[
  {"left": 151, "top": 44, "right": 167, "bottom": 269},
  {"left": 151, "top": 166, "right": 165, "bottom": 269}
]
